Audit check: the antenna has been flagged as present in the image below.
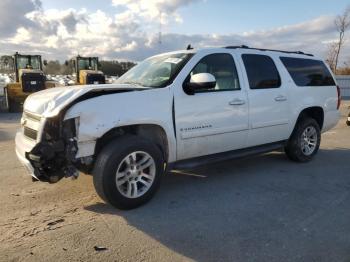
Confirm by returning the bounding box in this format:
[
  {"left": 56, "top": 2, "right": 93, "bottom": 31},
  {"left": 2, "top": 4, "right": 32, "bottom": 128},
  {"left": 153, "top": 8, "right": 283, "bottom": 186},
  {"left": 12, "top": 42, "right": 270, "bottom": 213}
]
[{"left": 187, "top": 44, "right": 193, "bottom": 50}]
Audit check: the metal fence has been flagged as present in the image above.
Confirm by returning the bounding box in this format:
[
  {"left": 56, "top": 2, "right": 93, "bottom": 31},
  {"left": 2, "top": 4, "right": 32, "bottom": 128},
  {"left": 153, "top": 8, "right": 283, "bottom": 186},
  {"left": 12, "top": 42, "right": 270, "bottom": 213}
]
[{"left": 336, "top": 76, "right": 350, "bottom": 98}]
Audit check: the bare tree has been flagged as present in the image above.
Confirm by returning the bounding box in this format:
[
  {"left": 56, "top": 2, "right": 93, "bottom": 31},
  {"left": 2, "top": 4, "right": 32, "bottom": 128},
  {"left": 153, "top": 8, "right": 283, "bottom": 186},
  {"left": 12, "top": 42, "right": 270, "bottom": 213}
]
[
  {"left": 326, "top": 42, "right": 338, "bottom": 70},
  {"left": 333, "top": 6, "right": 350, "bottom": 73}
]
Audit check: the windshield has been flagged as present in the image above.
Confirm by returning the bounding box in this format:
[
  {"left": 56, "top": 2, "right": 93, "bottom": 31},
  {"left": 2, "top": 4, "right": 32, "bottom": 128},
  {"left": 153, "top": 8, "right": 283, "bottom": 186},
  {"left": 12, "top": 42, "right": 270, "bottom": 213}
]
[
  {"left": 117, "top": 52, "right": 194, "bottom": 88},
  {"left": 17, "top": 56, "right": 41, "bottom": 70},
  {"left": 77, "top": 58, "right": 98, "bottom": 71}
]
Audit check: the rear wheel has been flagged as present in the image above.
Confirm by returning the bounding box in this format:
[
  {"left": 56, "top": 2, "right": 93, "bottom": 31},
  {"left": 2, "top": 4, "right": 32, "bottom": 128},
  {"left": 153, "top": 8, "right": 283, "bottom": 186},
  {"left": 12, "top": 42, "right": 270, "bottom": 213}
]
[
  {"left": 93, "top": 136, "right": 164, "bottom": 210},
  {"left": 285, "top": 117, "right": 321, "bottom": 162}
]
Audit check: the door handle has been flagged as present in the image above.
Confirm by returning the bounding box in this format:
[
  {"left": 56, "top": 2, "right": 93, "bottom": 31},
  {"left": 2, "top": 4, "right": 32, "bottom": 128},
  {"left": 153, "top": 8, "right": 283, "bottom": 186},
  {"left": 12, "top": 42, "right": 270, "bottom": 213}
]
[
  {"left": 229, "top": 99, "right": 245, "bottom": 106},
  {"left": 274, "top": 95, "right": 287, "bottom": 102}
]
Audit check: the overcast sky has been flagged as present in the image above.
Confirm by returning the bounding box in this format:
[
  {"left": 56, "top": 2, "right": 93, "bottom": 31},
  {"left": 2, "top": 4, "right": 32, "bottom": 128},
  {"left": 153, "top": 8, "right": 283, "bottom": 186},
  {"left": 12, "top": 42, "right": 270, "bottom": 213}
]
[{"left": 0, "top": 0, "right": 349, "bottom": 63}]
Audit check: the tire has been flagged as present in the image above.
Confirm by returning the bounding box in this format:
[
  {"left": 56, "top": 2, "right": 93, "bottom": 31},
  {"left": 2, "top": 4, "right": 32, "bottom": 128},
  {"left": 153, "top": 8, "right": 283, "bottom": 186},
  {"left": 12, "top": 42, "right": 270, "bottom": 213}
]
[
  {"left": 285, "top": 117, "right": 321, "bottom": 162},
  {"left": 93, "top": 135, "right": 164, "bottom": 210},
  {"left": 4, "top": 88, "right": 21, "bottom": 113},
  {"left": 3, "top": 87, "right": 9, "bottom": 112}
]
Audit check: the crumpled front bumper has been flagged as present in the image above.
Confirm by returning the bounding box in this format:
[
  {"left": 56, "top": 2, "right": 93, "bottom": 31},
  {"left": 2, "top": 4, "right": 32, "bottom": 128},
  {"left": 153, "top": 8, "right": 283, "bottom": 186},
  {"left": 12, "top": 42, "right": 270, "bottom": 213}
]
[{"left": 15, "top": 130, "right": 39, "bottom": 180}]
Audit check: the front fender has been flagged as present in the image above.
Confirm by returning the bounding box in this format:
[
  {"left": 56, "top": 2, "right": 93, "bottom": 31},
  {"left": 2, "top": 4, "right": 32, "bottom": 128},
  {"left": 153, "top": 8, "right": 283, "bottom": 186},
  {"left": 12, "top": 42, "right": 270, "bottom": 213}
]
[{"left": 64, "top": 88, "right": 177, "bottom": 162}]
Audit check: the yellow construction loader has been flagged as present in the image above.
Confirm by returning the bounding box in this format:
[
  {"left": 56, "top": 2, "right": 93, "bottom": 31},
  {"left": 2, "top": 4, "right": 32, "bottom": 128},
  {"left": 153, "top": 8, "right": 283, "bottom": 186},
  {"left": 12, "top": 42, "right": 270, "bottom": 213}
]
[
  {"left": 72, "top": 56, "right": 105, "bottom": 85},
  {"left": 3, "top": 52, "right": 56, "bottom": 112}
]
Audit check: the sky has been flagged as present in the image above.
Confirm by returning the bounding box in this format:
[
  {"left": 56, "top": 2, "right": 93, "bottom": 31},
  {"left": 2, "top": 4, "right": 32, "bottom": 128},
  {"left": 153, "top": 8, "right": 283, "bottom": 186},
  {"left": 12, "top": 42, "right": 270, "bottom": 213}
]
[{"left": 0, "top": 0, "right": 349, "bottom": 63}]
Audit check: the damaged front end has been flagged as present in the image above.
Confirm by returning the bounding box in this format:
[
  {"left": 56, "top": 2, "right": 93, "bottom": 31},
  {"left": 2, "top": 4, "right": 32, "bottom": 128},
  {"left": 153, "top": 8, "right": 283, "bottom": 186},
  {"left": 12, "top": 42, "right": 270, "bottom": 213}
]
[{"left": 27, "top": 117, "right": 81, "bottom": 183}]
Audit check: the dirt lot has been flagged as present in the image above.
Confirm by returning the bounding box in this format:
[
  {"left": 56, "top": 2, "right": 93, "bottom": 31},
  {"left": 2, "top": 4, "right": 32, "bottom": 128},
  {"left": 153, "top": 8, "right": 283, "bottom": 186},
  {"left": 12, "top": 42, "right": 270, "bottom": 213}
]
[{"left": 0, "top": 102, "right": 350, "bottom": 262}]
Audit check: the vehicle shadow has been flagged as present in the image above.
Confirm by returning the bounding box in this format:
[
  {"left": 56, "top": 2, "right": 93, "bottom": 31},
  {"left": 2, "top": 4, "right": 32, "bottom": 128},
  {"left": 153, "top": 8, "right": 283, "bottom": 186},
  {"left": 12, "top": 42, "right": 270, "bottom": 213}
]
[
  {"left": 0, "top": 112, "right": 21, "bottom": 121},
  {"left": 85, "top": 148, "right": 350, "bottom": 262},
  {"left": 0, "top": 113, "right": 21, "bottom": 142},
  {"left": 0, "top": 130, "right": 13, "bottom": 141}
]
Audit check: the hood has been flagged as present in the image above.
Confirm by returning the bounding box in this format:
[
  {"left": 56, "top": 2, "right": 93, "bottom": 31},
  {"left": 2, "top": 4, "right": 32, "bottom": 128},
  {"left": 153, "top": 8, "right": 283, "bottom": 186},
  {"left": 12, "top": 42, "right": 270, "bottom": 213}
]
[{"left": 24, "top": 84, "right": 148, "bottom": 118}]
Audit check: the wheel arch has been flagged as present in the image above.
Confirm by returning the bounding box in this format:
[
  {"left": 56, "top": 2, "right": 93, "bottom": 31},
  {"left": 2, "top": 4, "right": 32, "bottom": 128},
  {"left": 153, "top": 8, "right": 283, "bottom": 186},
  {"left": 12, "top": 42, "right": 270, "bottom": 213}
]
[
  {"left": 295, "top": 106, "right": 324, "bottom": 130},
  {"left": 95, "top": 124, "right": 170, "bottom": 163}
]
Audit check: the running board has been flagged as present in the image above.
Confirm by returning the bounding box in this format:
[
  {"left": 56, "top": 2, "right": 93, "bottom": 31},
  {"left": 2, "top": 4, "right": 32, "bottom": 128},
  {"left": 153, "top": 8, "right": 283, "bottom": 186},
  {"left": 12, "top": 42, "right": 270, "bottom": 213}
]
[{"left": 171, "top": 141, "right": 287, "bottom": 170}]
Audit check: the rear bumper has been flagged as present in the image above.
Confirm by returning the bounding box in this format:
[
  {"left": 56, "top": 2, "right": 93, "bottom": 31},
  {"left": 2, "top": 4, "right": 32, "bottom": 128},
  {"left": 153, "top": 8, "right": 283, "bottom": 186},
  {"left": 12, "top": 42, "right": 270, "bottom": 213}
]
[
  {"left": 322, "top": 110, "right": 341, "bottom": 133},
  {"left": 15, "top": 130, "right": 39, "bottom": 179}
]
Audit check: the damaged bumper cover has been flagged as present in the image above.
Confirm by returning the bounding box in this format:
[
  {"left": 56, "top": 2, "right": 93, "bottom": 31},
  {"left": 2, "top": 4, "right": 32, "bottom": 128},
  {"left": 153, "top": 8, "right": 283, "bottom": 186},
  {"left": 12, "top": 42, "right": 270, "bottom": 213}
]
[
  {"left": 15, "top": 132, "right": 38, "bottom": 179},
  {"left": 15, "top": 118, "right": 83, "bottom": 183}
]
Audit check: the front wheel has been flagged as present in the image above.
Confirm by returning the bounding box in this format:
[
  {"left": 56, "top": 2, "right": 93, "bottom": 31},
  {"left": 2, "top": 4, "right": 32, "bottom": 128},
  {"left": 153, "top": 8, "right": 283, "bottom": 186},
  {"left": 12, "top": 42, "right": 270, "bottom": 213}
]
[
  {"left": 285, "top": 118, "right": 321, "bottom": 162},
  {"left": 93, "top": 136, "right": 164, "bottom": 210}
]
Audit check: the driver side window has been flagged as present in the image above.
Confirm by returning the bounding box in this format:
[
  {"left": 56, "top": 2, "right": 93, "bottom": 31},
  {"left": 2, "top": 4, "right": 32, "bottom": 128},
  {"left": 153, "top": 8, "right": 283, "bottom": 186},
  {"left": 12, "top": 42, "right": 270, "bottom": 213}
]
[{"left": 189, "top": 53, "right": 240, "bottom": 92}]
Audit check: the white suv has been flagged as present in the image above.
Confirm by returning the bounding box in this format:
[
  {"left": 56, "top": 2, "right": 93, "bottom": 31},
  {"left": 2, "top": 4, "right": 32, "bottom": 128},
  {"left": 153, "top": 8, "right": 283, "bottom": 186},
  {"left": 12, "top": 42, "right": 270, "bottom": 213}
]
[{"left": 15, "top": 46, "right": 341, "bottom": 209}]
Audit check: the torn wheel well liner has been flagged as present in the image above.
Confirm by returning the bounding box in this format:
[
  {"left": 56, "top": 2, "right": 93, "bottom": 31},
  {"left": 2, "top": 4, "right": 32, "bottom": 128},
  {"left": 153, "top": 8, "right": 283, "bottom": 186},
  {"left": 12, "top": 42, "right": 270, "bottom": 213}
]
[{"left": 95, "top": 124, "right": 169, "bottom": 163}]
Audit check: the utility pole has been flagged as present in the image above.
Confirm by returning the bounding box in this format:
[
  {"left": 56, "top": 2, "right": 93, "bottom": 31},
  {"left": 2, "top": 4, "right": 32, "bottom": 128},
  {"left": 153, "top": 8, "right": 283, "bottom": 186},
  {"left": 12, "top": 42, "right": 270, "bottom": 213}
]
[{"left": 158, "top": 11, "right": 162, "bottom": 52}]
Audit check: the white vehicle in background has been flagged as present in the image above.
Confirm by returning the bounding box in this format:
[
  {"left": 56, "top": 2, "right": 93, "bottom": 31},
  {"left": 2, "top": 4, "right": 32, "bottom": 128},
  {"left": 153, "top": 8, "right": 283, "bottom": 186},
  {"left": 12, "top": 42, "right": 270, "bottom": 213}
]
[
  {"left": 15, "top": 46, "right": 341, "bottom": 209},
  {"left": 105, "top": 75, "right": 119, "bottom": 84}
]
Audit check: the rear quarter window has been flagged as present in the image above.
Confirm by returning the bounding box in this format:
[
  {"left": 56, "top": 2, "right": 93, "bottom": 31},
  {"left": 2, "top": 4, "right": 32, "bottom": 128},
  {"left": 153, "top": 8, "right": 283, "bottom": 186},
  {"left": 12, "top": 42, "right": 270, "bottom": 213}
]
[{"left": 280, "top": 57, "right": 335, "bottom": 87}]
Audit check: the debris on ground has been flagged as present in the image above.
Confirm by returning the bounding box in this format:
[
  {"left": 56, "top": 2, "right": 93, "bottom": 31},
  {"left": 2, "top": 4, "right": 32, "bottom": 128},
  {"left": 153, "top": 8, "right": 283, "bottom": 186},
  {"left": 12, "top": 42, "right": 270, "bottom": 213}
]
[
  {"left": 30, "top": 210, "right": 41, "bottom": 216},
  {"left": 94, "top": 246, "right": 108, "bottom": 251},
  {"left": 47, "top": 218, "right": 65, "bottom": 227}
]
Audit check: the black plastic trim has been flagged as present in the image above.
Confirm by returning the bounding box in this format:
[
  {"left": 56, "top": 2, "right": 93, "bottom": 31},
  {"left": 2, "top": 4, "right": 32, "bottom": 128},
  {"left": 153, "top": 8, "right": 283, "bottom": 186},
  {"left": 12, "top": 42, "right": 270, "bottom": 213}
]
[
  {"left": 172, "top": 97, "right": 176, "bottom": 139},
  {"left": 225, "top": 45, "right": 314, "bottom": 57},
  {"left": 171, "top": 141, "right": 287, "bottom": 170}
]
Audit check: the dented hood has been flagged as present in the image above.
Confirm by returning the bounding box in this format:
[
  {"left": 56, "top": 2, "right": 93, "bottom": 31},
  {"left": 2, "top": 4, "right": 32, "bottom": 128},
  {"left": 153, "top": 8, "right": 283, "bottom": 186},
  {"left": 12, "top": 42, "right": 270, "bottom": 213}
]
[{"left": 24, "top": 84, "right": 147, "bottom": 118}]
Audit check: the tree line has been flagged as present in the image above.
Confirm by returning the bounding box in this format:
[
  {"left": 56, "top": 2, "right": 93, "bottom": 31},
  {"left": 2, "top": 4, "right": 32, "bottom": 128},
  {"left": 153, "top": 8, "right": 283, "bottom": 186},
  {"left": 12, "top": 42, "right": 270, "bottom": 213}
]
[{"left": 41, "top": 60, "right": 136, "bottom": 76}]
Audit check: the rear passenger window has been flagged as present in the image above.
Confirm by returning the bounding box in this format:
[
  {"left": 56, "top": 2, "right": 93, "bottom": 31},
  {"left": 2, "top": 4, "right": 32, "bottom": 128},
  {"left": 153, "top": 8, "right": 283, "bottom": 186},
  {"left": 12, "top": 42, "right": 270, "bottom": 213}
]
[
  {"left": 242, "top": 54, "right": 281, "bottom": 89},
  {"left": 280, "top": 57, "right": 335, "bottom": 86}
]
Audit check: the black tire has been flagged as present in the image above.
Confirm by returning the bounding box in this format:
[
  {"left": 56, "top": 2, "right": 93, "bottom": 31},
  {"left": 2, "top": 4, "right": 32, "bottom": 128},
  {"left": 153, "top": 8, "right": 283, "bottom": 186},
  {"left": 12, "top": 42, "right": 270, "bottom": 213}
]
[
  {"left": 3, "top": 87, "right": 9, "bottom": 112},
  {"left": 93, "top": 135, "right": 164, "bottom": 210},
  {"left": 8, "top": 99, "right": 21, "bottom": 113},
  {"left": 285, "top": 117, "right": 321, "bottom": 162},
  {"left": 4, "top": 88, "right": 21, "bottom": 113}
]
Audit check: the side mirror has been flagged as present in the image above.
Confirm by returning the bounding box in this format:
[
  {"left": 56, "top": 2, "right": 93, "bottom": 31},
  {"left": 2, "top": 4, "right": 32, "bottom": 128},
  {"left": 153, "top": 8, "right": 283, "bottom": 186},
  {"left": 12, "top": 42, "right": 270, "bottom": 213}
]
[
  {"left": 65, "top": 60, "right": 69, "bottom": 66},
  {"left": 183, "top": 73, "right": 216, "bottom": 95},
  {"left": 43, "top": 60, "right": 48, "bottom": 66}
]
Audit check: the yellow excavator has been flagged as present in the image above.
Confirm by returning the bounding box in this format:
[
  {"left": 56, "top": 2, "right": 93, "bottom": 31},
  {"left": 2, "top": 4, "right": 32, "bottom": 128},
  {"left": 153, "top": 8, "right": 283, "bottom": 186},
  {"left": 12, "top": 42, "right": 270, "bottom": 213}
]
[
  {"left": 3, "top": 52, "right": 56, "bottom": 112},
  {"left": 72, "top": 56, "right": 105, "bottom": 85}
]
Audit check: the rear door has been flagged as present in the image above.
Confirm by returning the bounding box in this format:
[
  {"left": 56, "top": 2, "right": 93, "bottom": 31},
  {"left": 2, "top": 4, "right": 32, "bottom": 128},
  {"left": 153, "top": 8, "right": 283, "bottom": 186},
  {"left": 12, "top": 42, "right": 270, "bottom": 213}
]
[{"left": 240, "top": 53, "right": 290, "bottom": 147}]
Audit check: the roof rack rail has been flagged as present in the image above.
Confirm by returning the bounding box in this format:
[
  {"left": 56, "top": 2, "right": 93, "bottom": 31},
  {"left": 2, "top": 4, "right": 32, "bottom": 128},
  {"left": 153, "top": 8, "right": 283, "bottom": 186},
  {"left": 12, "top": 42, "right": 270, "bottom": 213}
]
[{"left": 225, "top": 45, "right": 314, "bottom": 57}]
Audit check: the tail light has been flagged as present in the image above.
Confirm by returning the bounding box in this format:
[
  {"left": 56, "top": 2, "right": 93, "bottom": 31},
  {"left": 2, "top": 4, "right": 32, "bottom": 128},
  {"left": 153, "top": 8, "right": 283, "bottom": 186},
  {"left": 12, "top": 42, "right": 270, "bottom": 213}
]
[{"left": 336, "top": 85, "right": 341, "bottom": 110}]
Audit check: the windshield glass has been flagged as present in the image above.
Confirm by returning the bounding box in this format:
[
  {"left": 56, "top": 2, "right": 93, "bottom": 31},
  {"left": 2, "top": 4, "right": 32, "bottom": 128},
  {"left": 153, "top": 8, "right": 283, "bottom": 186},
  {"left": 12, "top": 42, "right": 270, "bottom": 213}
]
[
  {"left": 117, "top": 52, "right": 194, "bottom": 88},
  {"left": 17, "top": 56, "right": 41, "bottom": 70},
  {"left": 77, "top": 58, "right": 98, "bottom": 71}
]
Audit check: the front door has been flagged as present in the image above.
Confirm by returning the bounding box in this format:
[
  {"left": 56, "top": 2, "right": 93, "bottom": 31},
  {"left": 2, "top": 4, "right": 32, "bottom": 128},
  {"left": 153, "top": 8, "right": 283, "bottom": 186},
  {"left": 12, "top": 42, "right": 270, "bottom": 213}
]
[{"left": 175, "top": 53, "right": 249, "bottom": 160}]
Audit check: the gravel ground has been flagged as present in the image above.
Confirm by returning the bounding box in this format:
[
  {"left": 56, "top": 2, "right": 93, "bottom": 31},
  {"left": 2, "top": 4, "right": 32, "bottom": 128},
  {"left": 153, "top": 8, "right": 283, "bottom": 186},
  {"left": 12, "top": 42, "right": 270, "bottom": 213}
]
[{"left": 0, "top": 101, "right": 349, "bottom": 262}]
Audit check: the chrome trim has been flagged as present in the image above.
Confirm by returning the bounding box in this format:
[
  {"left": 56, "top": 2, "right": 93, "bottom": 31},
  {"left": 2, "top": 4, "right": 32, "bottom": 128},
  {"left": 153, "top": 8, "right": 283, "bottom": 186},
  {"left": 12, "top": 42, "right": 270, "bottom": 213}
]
[
  {"left": 23, "top": 111, "right": 41, "bottom": 122},
  {"left": 21, "top": 110, "right": 46, "bottom": 143}
]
